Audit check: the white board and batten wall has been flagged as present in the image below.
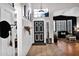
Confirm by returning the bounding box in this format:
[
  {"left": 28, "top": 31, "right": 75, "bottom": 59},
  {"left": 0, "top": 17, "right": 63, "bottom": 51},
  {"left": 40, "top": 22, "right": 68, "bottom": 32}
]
[
  {"left": 14, "top": 3, "right": 33, "bottom": 56},
  {"left": 0, "top": 3, "right": 16, "bottom": 56},
  {"left": 22, "top": 17, "right": 33, "bottom": 56}
]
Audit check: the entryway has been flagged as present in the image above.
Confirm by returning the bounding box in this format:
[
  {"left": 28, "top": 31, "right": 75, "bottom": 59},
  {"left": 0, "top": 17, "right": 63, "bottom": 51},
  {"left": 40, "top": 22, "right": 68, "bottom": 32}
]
[{"left": 27, "top": 39, "right": 79, "bottom": 56}]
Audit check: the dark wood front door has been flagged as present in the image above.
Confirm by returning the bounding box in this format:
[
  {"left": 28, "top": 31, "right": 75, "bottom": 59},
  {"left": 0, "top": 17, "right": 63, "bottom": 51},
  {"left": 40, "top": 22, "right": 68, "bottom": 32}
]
[{"left": 34, "top": 21, "right": 44, "bottom": 44}]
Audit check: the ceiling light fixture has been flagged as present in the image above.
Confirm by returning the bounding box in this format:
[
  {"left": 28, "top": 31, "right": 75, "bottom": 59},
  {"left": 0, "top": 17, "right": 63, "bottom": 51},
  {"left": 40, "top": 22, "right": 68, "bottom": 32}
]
[{"left": 39, "top": 1, "right": 44, "bottom": 12}]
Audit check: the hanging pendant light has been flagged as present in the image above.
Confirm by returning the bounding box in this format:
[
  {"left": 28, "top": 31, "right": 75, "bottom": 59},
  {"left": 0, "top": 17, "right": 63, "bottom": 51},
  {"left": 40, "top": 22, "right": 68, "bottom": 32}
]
[{"left": 39, "top": 2, "right": 44, "bottom": 12}]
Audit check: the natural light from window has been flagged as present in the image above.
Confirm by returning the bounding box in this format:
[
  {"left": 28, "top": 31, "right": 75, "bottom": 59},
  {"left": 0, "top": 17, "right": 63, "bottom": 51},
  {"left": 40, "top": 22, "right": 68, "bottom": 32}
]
[{"left": 34, "top": 8, "right": 49, "bottom": 18}]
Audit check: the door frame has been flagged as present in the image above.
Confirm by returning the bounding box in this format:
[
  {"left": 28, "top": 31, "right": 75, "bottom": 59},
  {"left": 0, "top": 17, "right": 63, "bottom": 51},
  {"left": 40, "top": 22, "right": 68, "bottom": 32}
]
[{"left": 34, "top": 21, "right": 44, "bottom": 44}]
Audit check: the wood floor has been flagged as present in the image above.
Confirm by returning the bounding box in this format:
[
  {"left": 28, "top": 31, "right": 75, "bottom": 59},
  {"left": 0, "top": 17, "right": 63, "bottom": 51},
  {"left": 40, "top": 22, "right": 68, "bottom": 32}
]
[{"left": 27, "top": 39, "right": 79, "bottom": 56}]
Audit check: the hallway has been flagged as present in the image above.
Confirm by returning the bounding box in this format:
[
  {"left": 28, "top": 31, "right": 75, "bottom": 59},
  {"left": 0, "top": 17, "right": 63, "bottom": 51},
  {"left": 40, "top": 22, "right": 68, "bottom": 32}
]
[{"left": 27, "top": 39, "right": 79, "bottom": 56}]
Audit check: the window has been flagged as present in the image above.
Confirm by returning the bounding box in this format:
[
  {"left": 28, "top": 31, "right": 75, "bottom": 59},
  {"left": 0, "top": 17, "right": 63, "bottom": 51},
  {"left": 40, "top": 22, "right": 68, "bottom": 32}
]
[
  {"left": 47, "top": 22, "right": 49, "bottom": 32},
  {"left": 67, "top": 20, "right": 72, "bottom": 33},
  {"left": 24, "top": 5, "right": 26, "bottom": 17},
  {"left": 55, "top": 20, "right": 72, "bottom": 34},
  {"left": 35, "top": 22, "right": 39, "bottom": 32},
  {"left": 34, "top": 9, "right": 49, "bottom": 18},
  {"left": 36, "top": 26, "right": 38, "bottom": 31},
  {"left": 35, "top": 34, "right": 39, "bottom": 41},
  {"left": 40, "top": 26, "right": 43, "bottom": 31},
  {"left": 39, "top": 22, "right": 44, "bottom": 32},
  {"left": 55, "top": 20, "right": 66, "bottom": 31},
  {"left": 46, "top": 22, "right": 49, "bottom": 38},
  {"left": 39, "top": 22, "right": 43, "bottom": 31},
  {"left": 40, "top": 34, "right": 43, "bottom": 41},
  {"left": 36, "top": 35, "right": 38, "bottom": 39}
]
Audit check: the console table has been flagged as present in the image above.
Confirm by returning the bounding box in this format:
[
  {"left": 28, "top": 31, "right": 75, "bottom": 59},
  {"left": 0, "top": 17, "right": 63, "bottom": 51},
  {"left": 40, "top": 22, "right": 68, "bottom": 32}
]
[{"left": 67, "top": 36, "right": 76, "bottom": 41}]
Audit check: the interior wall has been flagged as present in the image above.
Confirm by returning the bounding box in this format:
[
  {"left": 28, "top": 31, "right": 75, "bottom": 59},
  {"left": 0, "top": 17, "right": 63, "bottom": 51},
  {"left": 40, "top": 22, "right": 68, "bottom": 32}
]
[
  {"left": 31, "top": 3, "right": 79, "bottom": 34},
  {"left": 0, "top": 4, "right": 15, "bottom": 56},
  {"left": 15, "top": 3, "right": 34, "bottom": 56},
  {"left": 14, "top": 3, "right": 23, "bottom": 56},
  {"left": 14, "top": 3, "right": 79, "bottom": 56},
  {"left": 22, "top": 18, "right": 33, "bottom": 55}
]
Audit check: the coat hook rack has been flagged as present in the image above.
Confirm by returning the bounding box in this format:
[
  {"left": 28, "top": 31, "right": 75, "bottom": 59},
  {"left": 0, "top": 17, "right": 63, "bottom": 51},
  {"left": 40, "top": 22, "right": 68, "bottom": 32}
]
[{"left": 24, "top": 26, "right": 31, "bottom": 35}]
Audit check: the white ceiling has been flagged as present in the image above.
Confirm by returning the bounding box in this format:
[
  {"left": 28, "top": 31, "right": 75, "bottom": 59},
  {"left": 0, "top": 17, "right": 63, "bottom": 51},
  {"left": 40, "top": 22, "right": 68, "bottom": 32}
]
[{"left": 30, "top": 3, "right": 79, "bottom": 17}]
